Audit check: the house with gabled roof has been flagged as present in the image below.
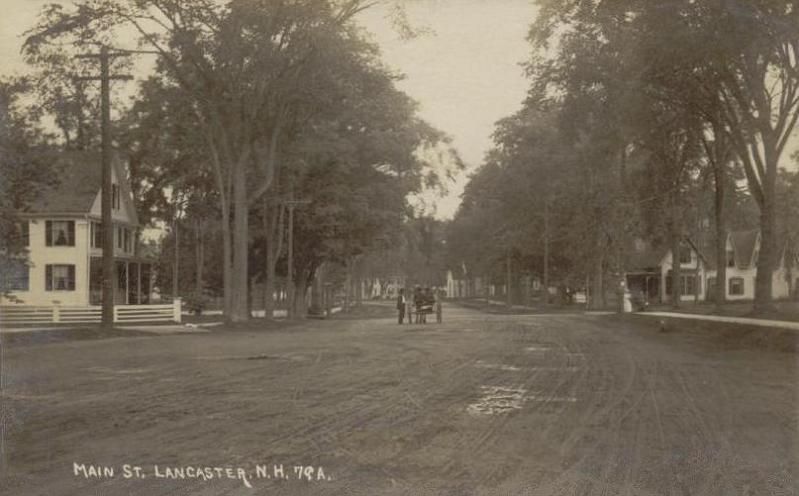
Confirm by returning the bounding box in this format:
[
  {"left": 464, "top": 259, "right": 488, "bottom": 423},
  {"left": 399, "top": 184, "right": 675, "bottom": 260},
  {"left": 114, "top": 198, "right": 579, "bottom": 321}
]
[
  {"left": 705, "top": 229, "right": 793, "bottom": 301},
  {"left": 625, "top": 230, "right": 795, "bottom": 305},
  {"left": 625, "top": 237, "right": 711, "bottom": 303},
  {"left": 1, "top": 152, "right": 154, "bottom": 307}
]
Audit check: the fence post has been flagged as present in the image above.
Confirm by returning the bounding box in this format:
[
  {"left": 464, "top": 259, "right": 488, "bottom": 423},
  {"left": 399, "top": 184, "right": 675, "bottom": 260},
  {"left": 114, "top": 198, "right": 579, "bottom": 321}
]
[
  {"left": 173, "top": 298, "right": 182, "bottom": 323},
  {"left": 113, "top": 305, "right": 119, "bottom": 323},
  {"left": 53, "top": 303, "right": 61, "bottom": 323}
]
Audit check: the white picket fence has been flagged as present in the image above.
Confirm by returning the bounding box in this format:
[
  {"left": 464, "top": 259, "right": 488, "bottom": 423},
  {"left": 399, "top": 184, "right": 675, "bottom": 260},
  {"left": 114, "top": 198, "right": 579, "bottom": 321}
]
[{"left": 0, "top": 299, "right": 181, "bottom": 326}]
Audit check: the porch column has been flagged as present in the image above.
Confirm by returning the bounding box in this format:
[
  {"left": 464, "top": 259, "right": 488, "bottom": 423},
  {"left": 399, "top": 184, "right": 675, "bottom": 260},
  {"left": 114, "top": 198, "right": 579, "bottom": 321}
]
[{"left": 125, "top": 261, "right": 129, "bottom": 305}]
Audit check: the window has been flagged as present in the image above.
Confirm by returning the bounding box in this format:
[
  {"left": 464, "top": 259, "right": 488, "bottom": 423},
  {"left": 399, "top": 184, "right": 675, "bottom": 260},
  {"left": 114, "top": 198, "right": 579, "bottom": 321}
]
[
  {"left": 123, "top": 228, "right": 131, "bottom": 253},
  {"left": 45, "top": 264, "right": 75, "bottom": 291},
  {"left": 117, "top": 226, "right": 123, "bottom": 249},
  {"left": 681, "top": 275, "right": 698, "bottom": 296},
  {"left": 729, "top": 277, "right": 744, "bottom": 296},
  {"left": 91, "top": 222, "right": 103, "bottom": 249},
  {"left": 726, "top": 250, "right": 735, "bottom": 268},
  {"left": 666, "top": 273, "right": 701, "bottom": 296},
  {"left": 1, "top": 259, "right": 29, "bottom": 291},
  {"left": 679, "top": 246, "right": 692, "bottom": 264},
  {"left": 45, "top": 220, "right": 75, "bottom": 246},
  {"left": 112, "top": 184, "right": 121, "bottom": 210}
]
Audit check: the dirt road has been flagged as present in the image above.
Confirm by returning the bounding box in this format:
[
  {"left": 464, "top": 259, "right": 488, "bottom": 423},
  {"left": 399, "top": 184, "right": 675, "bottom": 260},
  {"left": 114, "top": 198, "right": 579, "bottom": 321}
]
[{"left": 2, "top": 304, "right": 796, "bottom": 495}]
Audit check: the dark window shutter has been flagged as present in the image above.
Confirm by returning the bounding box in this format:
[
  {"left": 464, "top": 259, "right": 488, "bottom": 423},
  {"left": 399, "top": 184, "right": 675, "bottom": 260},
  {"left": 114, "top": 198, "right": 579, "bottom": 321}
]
[
  {"left": 67, "top": 221, "right": 75, "bottom": 246},
  {"left": 45, "top": 265, "right": 53, "bottom": 291},
  {"left": 68, "top": 265, "right": 75, "bottom": 291},
  {"left": 45, "top": 221, "right": 52, "bottom": 246}
]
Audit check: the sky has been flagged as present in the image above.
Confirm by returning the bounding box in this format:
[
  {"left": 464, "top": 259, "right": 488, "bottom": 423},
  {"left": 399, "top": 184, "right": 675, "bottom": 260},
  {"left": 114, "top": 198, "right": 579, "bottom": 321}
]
[
  {"left": 2, "top": 1, "right": 795, "bottom": 219},
  {"left": 1, "top": 0, "right": 538, "bottom": 220}
]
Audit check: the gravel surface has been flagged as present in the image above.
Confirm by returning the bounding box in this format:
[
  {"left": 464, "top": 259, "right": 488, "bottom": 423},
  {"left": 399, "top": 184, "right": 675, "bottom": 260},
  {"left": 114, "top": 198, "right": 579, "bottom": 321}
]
[{"left": 1, "top": 304, "right": 796, "bottom": 495}]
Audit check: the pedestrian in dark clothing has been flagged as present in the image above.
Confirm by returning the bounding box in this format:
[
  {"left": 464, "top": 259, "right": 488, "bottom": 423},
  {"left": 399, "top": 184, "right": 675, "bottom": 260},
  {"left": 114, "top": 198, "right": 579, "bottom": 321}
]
[
  {"left": 413, "top": 286, "right": 423, "bottom": 323},
  {"left": 435, "top": 288, "right": 443, "bottom": 323},
  {"left": 397, "top": 289, "right": 406, "bottom": 324}
]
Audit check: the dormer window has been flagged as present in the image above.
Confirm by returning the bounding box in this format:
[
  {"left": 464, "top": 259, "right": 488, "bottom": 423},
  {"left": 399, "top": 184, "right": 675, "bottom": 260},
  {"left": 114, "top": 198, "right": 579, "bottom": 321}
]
[
  {"left": 112, "top": 184, "right": 121, "bottom": 210},
  {"left": 679, "top": 246, "right": 692, "bottom": 264}
]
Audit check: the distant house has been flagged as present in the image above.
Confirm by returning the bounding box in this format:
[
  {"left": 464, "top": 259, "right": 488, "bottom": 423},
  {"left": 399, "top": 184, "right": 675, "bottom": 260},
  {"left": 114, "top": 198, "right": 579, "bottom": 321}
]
[
  {"left": 625, "top": 231, "right": 795, "bottom": 304},
  {"left": 446, "top": 267, "right": 486, "bottom": 299},
  {"left": 625, "top": 238, "right": 711, "bottom": 303},
  {"left": 1, "top": 152, "right": 153, "bottom": 307},
  {"left": 704, "top": 230, "right": 793, "bottom": 301}
]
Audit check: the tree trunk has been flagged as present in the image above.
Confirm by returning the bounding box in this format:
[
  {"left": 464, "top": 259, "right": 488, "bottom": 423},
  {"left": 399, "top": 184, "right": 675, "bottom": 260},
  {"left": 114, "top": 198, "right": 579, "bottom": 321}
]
[
  {"left": 220, "top": 201, "right": 233, "bottom": 320},
  {"left": 310, "top": 264, "right": 323, "bottom": 315},
  {"left": 262, "top": 198, "right": 284, "bottom": 321},
  {"left": 506, "top": 249, "right": 512, "bottom": 308},
  {"left": 230, "top": 161, "right": 250, "bottom": 322},
  {"left": 195, "top": 219, "right": 205, "bottom": 294},
  {"left": 589, "top": 253, "right": 604, "bottom": 310},
  {"left": 670, "top": 234, "right": 682, "bottom": 309},
  {"left": 754, "top": 149, "right": 777, "bottom": 313},
  {"left": 713, "top": 162, "right": 727, "bottom": 309},
  {"left": 355, "top": 259, "right": 363, "bottom": 307},
  {"left": 294, "top": 273, "right": 309, "bottom": 318},
  {"left": 344, "top": 258, "right": 352, "bottom": 312}
]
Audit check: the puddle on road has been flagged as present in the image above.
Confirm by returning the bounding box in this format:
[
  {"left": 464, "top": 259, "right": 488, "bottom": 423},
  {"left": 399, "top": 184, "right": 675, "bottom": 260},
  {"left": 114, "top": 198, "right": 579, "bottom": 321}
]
[
  {"left": 528, "top": 395, "right": 577, "bottom": 403},
  {"left": 467, "top": 386, "right": 527, "bottom": 415},
  {"left": 529, "top": 366, "right": 581, "bottom": 372},
  {"left": 474, "top": 361, "right": 521, "bottom": 372},
  {"left": 525, "top": 346, "right": 553, "bottom": 352},
  {"left": 467, "top": 385, "right": 579, "bottom": 415},
  {"left": 524, "top": 346, "right": 585, "bottom": 359},
  {"left": 194, "top": 353, "right": 307, "bottom": 362},
  {"left": 474, "top": 361, "right": 581, "bottom": 373},
  {"left": 85, "top": 367, "right": 151, "bottom": 375}
]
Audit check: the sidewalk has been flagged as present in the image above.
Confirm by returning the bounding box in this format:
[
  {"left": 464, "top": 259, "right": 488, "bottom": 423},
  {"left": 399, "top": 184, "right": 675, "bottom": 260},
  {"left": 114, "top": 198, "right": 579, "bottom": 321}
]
[{"left": 641, "top": 311, "right": 799, "bottom": 331}]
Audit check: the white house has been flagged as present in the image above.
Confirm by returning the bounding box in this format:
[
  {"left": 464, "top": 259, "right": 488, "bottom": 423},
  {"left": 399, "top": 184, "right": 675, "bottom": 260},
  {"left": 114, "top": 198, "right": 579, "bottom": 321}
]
[
  {"left": 626, "top": 238, "right": 711, "bottom": 303},
  {"left": 1, "top": 152, "right": 154, "bottom": 307},
  {"left": 705, "top": 229, "right": 794, "bottom": 301},
  {"left": 626, "top": 231, "right": 796, "bottom": 304}
]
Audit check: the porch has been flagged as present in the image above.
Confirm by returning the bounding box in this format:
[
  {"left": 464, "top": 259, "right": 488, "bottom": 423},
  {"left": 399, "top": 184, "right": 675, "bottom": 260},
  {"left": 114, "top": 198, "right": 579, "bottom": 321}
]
[
  {"left": 89, "top": 257, "right": 153, "bottom": 306},
  {"left": 626, "top": 272, "right": 661, "bottom": 303}
]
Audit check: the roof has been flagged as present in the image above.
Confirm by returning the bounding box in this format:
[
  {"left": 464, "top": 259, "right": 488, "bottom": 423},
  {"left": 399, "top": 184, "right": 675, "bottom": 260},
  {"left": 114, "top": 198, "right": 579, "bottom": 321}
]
[
  {"left": 627, "top": 244, "right": 667, "bottom": 272},
  {"left": 730, "top": 229, "right": 759, "bottom": 269},
  {"left": 626, "top": 237, "right": 709, "bottom": 272},
  {"left": 26, "top": 151, "right": 102, "bottom": 214},
  {"left": 23, "top": 152, "right": 138, "bottom": 226}
]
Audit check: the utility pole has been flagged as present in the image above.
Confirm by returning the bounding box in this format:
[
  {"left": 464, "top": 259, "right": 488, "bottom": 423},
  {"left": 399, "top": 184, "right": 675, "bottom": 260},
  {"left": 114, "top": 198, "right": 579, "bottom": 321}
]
[
  {"left": 506, "top": 247, "right": 512, "bottom": 308},
  {"left": 543, "top": 198, "right": 550, "bottom": 305},
  {"left": 171, "top": 196, "right": 185, "bottom": 301},
  {"left": 76, "top": 46, "right": 132, "bottom": 328},
  {"left": 284, "top": 197, "right": 310, "bottom": 318},
  {"left": 173, "top": 215, "right": 179, "bottom": 300}
]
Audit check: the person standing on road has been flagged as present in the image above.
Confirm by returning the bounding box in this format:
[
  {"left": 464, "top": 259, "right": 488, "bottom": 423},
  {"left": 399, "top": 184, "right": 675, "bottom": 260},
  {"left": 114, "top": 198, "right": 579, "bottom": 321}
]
[
  {"left": 405, "top": 291, "right": 414, "bottom": 324},
  {"left": 435, "top": 288, "right": 443, "bottom": 323},
  {"left": 397, "top": 289, "right": 406, "bottom": 324},
  {"left": 414, "top": 286, "right": 423, "bottom": 324}
]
